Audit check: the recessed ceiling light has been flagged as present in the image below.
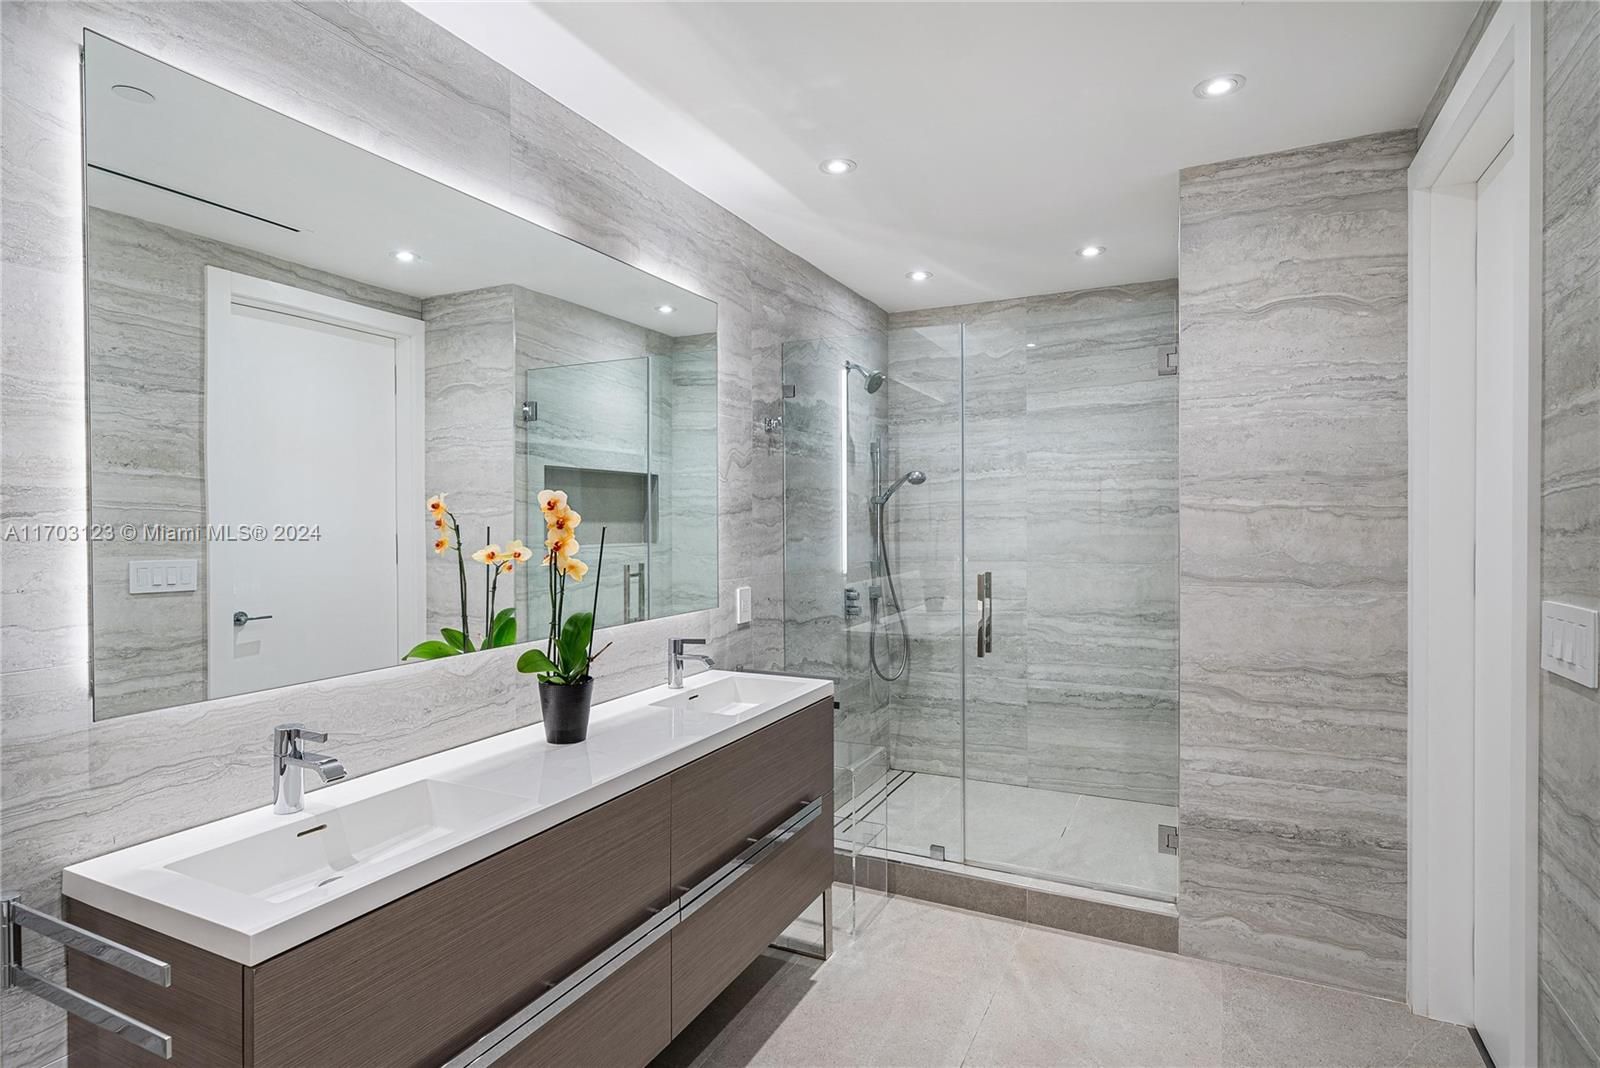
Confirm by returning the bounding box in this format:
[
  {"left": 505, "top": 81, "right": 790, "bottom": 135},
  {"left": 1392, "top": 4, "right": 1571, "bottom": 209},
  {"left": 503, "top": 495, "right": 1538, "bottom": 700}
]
[
  {"left": 906, "top": 270, "right": 932, "bottom": 282},
  {"left": 110, "top": 84, "right": 155, "bottom": 104},
  {"left": 1194, "top": 74, "right": 1246, "bottom": 99},
  {"left": 393, "top": 249, "right": 419, "bottom": 263},
  {"left": 1077, "top": 246, "right": 1106, "bottom": 258},
  {"left": 819, "top": 158, "right": 857, "bottom": 176},
  {"left": 1025, "top": 343, "right": 1037, "bottom": 349},
  {"left": 656, "top": 304, "right": 675, "bottom": 314}
]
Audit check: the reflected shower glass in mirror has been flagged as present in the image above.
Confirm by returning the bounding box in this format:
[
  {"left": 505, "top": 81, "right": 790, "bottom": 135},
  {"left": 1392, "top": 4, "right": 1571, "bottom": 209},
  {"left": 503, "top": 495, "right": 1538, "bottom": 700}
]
[{"left": 82, "top": 32, "right": 718, "bottom": 719}]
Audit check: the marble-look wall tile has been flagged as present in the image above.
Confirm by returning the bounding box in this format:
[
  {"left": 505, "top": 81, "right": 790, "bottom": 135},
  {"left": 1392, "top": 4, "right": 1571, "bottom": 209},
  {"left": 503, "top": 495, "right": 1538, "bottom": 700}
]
[
  {"left": 1540, "top": 2, "right": 1600, "bottom": 1060},
  {"left": 0, "top": 3, "right": 884, "bottom": 1062},
  {"left": 1176, "top": 130, "right": 1413, "bottom": 999},
  {"left": 421, "top": 286, "right": 516, "bottom": 637},
  {"left": 85, "top": 208, "right": 423, "bottom": 716}
]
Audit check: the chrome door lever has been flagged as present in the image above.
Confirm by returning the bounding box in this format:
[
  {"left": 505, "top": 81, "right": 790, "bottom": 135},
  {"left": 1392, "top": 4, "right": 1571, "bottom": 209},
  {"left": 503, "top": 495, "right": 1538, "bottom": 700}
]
[{"left": 233, "top": 611, "right": 273, "bottom": 627}]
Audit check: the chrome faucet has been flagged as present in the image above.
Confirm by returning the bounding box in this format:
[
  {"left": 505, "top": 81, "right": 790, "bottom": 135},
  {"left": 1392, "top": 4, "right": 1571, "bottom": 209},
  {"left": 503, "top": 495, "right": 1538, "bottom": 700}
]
[
  {"left": 272, "top": 724, "right": 347, "bottom": 814},
  {"left": 667, "top": 638, "right": 714, "bottom": 689}
]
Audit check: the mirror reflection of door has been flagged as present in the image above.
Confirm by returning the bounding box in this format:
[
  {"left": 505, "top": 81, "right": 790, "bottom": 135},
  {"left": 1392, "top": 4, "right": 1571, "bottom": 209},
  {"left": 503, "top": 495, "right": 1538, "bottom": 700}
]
[{"left": 204, "top": 269, "right": 425, "bottom": 699}]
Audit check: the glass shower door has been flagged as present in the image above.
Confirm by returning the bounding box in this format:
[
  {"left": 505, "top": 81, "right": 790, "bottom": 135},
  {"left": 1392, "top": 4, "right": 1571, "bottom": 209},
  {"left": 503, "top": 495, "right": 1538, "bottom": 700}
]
[{"left": 960, "top": 298, "right": 1181, "bottom": 901}]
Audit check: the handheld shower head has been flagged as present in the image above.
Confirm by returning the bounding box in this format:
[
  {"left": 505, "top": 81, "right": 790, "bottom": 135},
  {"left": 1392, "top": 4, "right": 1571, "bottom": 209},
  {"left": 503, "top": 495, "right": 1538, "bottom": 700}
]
[
  {"left": 844, "top": 360, "right": 887, "bottom": 393},
  {"left": 877, "top": 469, "right": 926, "bottom": 505}
]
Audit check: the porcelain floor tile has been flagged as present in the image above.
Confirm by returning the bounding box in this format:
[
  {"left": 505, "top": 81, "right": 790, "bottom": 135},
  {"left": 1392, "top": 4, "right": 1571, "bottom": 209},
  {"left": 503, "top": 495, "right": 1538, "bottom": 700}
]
[{"left": 654, "top": 895, "right": 1479, "bottom": 1068}]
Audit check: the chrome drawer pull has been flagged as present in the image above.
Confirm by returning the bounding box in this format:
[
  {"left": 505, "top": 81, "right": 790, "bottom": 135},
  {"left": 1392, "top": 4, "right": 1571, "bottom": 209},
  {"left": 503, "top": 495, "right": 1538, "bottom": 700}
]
[
  {"left": 680, "top": 799, "right": 823, "bottom": 920},
  {"left": 444, "top": 798, "right": 823, "bottom": 1068},
  {"left": 2, "top": 892, "right": 174, "bottom": 1059}
]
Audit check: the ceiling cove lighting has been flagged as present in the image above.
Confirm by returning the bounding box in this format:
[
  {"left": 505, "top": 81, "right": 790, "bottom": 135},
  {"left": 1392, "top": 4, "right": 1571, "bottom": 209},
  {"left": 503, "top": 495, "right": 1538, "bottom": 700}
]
[
  {"left": 656, "top": 304, "right": 675, "bottom": 314},
  {"left": 1077, "top": 246, "right": 1106, "bottom": 258},
  {"left": 1194, "top": 74, "right": 1246, "bottom": 99},
  {"left": 392, "top": 249, "right": 419, "bottom": 263},
  {"left": 819, "top": 158, "right": 857, "bottom": 176},
  {"left": 906, "top": 270, "right": 932, "bottom": 282}
]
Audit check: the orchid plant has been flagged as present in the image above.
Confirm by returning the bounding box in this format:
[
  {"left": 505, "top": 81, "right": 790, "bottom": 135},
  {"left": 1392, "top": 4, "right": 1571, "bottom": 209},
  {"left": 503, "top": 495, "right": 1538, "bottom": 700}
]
[
  {"left": 516, "top": 489, "right": 610, "bottom": 685},
  {"left": 404, "top": 494, "right": 532, "bottom": 660}
]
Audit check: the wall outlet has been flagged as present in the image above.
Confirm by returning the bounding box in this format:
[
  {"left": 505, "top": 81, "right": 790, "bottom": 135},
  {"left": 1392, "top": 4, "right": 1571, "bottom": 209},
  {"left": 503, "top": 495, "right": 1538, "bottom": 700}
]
[
  {"left": 735, "top": 585, "right": 752, "bottom": 626},
  {"left": 1541, "top": 599, "right": 1599, "bottom": 688},
  {"left": 129, "top": 559, "right": 198, "bottom": 594}
]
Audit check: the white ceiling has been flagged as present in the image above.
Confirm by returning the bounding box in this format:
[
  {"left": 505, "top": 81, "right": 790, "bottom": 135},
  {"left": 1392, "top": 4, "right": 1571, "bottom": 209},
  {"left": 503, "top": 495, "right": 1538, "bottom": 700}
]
[
  {"left": 412, "top": 1, "right": 1477, "bottom": 313},
  {"left": 84, "top": 32, "right": 716, "bottom": 335}
]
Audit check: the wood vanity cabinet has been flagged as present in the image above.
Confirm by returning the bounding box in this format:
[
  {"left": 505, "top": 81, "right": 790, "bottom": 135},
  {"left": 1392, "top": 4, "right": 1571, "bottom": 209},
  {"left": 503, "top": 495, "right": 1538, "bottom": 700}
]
[{"left": 64, "top": 696, "right": 833, "bottom": 1068}]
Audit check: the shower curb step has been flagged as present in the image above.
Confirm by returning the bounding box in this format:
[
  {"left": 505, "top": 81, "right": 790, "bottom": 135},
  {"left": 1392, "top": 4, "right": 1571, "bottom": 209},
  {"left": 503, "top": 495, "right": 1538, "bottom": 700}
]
[{"left": 835, "top": 850, "right": 1177, "bottom": 953}]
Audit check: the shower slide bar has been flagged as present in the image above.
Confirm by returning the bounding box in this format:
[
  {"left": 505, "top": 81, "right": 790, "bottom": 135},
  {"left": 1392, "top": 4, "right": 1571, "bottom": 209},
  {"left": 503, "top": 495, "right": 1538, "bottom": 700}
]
[{"left": 1, "top": 891, "right": 174, "bottom": 1059}]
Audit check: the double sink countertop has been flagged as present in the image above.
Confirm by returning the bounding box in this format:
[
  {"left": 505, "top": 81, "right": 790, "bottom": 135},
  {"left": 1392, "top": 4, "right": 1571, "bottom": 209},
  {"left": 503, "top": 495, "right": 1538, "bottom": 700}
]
[{"left": 63, "top": 670, "right": 833, "bottom": 965}]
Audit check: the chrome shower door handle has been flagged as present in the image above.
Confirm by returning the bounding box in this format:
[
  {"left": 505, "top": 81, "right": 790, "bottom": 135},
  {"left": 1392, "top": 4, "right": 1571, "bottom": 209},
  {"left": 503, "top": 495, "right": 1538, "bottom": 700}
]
[
  {"left": 975, "top": 572, "right": 992, "bottom": 658},
  {"left": 983, "top": 572, "right": 994, "bottom": 653}
]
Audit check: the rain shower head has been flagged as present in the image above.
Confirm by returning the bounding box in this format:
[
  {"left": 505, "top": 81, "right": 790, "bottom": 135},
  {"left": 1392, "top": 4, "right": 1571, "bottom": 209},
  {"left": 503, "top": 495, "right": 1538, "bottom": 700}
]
[{"left": 844, "top": 360, "right": 887, "bottom": 393}]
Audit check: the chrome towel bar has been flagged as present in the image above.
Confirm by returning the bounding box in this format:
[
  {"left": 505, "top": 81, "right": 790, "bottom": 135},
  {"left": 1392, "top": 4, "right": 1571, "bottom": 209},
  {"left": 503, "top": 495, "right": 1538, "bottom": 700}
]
[
  {"left": 443, "top": 797, "right": 824, "bottom": 1068},
  {"left": 1, "top": 891, "right": 174, "bottom": 1059}
]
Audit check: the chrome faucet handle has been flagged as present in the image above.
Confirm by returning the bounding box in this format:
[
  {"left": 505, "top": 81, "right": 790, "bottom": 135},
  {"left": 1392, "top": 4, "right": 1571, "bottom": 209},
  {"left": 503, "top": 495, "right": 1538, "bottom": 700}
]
[{"left": 297, "top": 728, "right": 329, "bottom": 744}]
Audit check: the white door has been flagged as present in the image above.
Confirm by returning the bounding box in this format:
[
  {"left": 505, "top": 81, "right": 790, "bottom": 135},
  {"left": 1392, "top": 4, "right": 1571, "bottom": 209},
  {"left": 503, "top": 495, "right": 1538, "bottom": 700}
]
[
  {"left": 207, "top": 287, "right": 408, "bottom": 699},
  {"left": 1472, "top": 136, "right": 1515, "bottom": 1068}
]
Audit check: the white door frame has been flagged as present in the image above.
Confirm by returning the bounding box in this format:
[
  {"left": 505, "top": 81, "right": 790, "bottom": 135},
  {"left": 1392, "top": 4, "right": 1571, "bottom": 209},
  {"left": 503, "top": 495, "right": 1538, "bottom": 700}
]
[
  {"left": 203, "top": 267, "right": 427, "bottom": 683},
  {"left": 1406, "top": 3, "right": 1541, "bottom": 1063}
]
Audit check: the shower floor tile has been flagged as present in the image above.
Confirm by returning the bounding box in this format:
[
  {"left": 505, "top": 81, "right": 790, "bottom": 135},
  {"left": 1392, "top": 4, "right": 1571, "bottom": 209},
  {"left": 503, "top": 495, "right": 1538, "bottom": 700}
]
[{"left": 860, "top": 771, "right": 1177, "bottom": 900}]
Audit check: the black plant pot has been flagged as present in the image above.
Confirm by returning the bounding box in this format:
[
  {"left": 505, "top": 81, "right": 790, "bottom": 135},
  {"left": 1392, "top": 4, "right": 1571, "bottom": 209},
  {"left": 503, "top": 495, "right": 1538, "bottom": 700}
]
[{"left": 539, "top": 677, "right": 594, "bottom": 744}]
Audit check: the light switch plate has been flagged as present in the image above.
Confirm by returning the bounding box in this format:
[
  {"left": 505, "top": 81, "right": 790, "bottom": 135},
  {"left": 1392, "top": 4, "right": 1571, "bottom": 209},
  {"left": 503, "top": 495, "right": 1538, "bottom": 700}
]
[
  {"left": 129, "top": 559, "right": 198, "bottom": 594},
  {"left": 735, "top": 585, "right": 752, "bottom": 626},
  {"left": 1541, "top": 598, "right": 1598, "bottom": 688}
]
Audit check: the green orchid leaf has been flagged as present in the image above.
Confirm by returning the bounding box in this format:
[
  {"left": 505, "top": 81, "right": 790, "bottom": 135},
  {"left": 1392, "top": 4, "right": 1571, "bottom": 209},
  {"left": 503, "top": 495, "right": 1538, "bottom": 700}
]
[
  {"left": 557, "top": 612, "right": 594, "bottom": 676},
  {"left": 405, "top": 640, "right": 459, "bottom": 660},
  {"left": 441, "top": 628, "right": 473, "bottom": 653},
  {"left": 489, "top": 612, "right": 517, "bottom": 649},
  {"left": 516, "top": 647, "right": 559, "bottom": 676}
]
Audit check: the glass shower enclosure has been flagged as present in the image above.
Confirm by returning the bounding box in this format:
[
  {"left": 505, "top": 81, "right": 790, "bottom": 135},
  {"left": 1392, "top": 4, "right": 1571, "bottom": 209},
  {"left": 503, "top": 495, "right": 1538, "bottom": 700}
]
[{"left": 781, "top": 283, "right": 1180, "bottom": 902}]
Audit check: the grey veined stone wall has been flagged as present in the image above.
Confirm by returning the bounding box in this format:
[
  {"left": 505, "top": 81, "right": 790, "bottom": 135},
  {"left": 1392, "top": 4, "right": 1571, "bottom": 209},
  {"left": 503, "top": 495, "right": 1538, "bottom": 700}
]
[
  {"left": 1539, "top": 3, "right": 1600, "bottom": 1064},
  {"left": 1176, "top": 129, "right": 1413, "bottom": 999}
]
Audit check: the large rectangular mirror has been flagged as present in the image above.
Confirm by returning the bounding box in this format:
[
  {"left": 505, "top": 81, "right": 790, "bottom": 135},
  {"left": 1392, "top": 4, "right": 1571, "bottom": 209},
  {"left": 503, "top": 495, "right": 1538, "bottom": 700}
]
[{"left": 83, "top": 32, "right": 718, "bottom": 719}]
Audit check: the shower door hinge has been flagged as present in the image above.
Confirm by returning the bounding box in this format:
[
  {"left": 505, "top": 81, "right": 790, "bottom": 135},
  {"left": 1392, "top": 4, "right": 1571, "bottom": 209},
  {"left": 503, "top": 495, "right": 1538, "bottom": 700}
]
[
  {"left": 1157, "top": 347, "right": 1179, "bottom": 376},
  {"left": 1158, "top": 825, "right": 1179, "bottom": 855},
  {"left": 520, "top": 400, "right": 537, "bottom": 422},
  {"left": 782, "top": 384, "right": 797, "bottom": 398}
]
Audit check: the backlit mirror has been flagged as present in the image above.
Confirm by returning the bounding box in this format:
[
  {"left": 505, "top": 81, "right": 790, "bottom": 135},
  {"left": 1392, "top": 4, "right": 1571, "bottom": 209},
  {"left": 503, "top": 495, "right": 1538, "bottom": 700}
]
[{"left": 82, "top": 32, "right": 718, "bottom": 719}]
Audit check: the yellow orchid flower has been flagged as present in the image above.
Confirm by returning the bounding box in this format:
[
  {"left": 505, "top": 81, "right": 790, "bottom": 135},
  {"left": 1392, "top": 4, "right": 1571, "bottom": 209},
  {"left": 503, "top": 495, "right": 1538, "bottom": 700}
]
[
  {"left": 545, "top": 530, "right": 579, "bottom": 559},
  {"left": 433, "top": 536, "right": 451, "bottom": 555},
  {"left": 472, "top": 544, "right": 503, "bottom": 567},
  {"left": 560, "top": 555, "right": 589, "bottom": 582},
  {"left": 548, "top": 508, "right": 581, "bottom": 534},
  {"left": 427, "top": 493, "right": 448, "bottom": 517},
  {"left": 537, "top": 489, "right": 569, "bottom": 520},
  {"left": 506, "top": 539, "right": 535, "bottom": 564},
  {"left": 433, "top": 516, "right": 446, "bottom": 530}
]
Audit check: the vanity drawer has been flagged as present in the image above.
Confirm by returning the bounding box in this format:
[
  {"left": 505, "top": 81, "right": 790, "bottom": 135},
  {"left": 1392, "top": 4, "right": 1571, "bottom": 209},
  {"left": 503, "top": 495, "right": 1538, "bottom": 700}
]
[
  {"left": 667, "top": 696, "right": 833, "bottom": 892},
  {"left": 488, "top": 936, "right": 672, "bottom": 1068},
  {"left": 248, "top": 776, "right": 671, "bottom": 1068},
  {"left": 670, "top": 799, "right": 832, "bottom": 1034}
]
